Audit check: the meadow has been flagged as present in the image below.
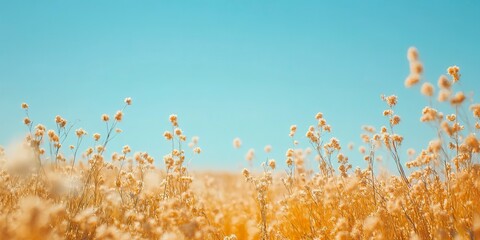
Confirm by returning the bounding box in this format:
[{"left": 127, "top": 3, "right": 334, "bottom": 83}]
[{"left": 0, "top": 47, "right": 479, "bottom": 239}]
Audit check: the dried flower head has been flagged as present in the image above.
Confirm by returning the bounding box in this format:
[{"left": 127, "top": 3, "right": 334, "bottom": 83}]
[
  {"left": 174, "top": 128, "right": 182, "bottom": 136},
  {"left": 245, "top": 148, "right": 255, "bottom": 161},
  {"left": 264, "top": 145, "right": 272, "bottom": 153},
  {"left": 124, "top": 97, "right": 132, "bottom": 105},
  {"left": 163, "top": 131, "right": 173, "bottom": 140},
  {"left": 450, "top": 91, "right": 466, "bottom": 105},
  {"left": 447, "top": 65, "right": 460, "bottom": 83},
  {"left": 420, "top": 82, "right": 434, "bottom": 97},
  {"left": 407, "top": 47, "right": 419, "bottom": 62},
  {"left": 21, "top": 102, "right": 29, "bottom": 109},
  {"left": 242, "top": 168, "right": 250, "bottom": 178},
  {"left": 470, "top": 104, "right": 480, "bottom": 118},
  {"left": 23, "top": 117, "right": 31, "bottom": 125},
  {"left": 390, "top": 115, "right": 401, "bottom": 126},
  {"left": 437, "top": 75, "right": 451, "bottom": 89},
  {"left": 93, "top": 133, "right": 101, "bottom": 141},
  {"left": 405, "top": 74, "right": 420, "bottom": 88},
  {"left": 268, "top": 159, "right": 276, "bottom": 169},
  {"left": 437, "top": 89, "right": 451, "bottom": 102},
  {"left": 75, "top": 128, "right": 86, "bottom": 138},
  {"left": 410, "top": 61, "right": 423, "bottom": 75},
  {"left": 169, "top": 114, "right": 178, "bottom": 126},
  {"left": 115, "top": 111, "right": 123, "bottom": 121},
  {"left": 100, "top": 114, "right": 109, "bottom": 122},
  {"left": 193, "top": 147, "right": 201, "bottom": 154},
  {"left": 233, "top": 138, "right": 242, "bottom": 148}
]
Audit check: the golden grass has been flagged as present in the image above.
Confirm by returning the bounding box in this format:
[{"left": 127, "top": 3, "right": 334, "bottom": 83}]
[{"left": 1, "top": 47, "right": 480, "bottom": 239}]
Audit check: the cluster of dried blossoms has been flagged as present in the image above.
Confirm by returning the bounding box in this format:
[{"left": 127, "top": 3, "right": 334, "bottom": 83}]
[
  {"left": 238, "top": 47, "right": 479, "bottom": 239},
  {"left": 1, "top": 47, "right": 480, "bottom": 239}
]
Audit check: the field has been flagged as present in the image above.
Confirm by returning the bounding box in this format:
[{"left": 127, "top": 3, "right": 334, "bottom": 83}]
[{"left": 1, "top": 48, "right": 480, "bottom": 239}]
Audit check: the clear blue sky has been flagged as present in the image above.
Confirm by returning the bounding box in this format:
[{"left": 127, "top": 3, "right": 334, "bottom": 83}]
[{"left": 1, "top": 1, "right": 479, "bottom": 171}]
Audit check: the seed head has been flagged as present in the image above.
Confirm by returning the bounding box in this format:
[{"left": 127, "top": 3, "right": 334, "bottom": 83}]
[
  {"left": 233, "top": 138, "right": 242, "bottom": 149},
  {"left": 101, "top": 114, "right": 110, "bottom": 122},
  {"left": 93, "top": 133, "right": 101, "bottom": 141},
  {"left": 124, "top": 97, "right": 132, "bottom": 105},
  {"left": 115, "top": 111, "right": 123, "bottom": 121},
  {"left": 420, "top": 82, "right": 434, "bottom": 97}
]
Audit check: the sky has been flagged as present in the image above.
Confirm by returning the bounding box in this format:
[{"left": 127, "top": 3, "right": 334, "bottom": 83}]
[{"left": 1, "top": 1, "right": 480, "bottom": 172}]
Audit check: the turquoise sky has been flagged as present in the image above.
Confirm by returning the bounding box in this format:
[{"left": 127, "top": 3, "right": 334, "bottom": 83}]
[{"left": 1, "top": 1, "right": 479, "bottom": 171}]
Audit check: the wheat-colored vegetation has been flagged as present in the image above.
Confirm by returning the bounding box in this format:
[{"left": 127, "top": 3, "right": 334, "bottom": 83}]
[{"left": 1, "top": 48, "right": 480, "bottom": 239}]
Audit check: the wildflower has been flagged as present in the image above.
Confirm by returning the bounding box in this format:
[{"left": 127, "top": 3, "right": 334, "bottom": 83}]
[
  {"left": 48, "top": 130, "right": 59, "bottom": 142},
  {"left": 122, "top": 145, "right": 131, "bottom": 154},
  {"left": 174, "top": 128, "right": 182, "bottom": 136},
  {"left": 420, "top": 107, "right": 440, "bottom": 122},
  {"left": 264, "top": 145, "right": 272, "bottom": 153},
  {"left": 359, "top": 146, "right": 366, "bottom": 154},
  {"left": 337, "top": 153, "right": 347, "bottom": 164},
  {"left": 410, "top": 61, "right": 423, "bottom": 75},
  {"left": 329, "top": 137, "right": 341, "bottom": 150},
  {"left": 193, "top": 147, "right": 201, "bottom": 154},
  {"left": 245, "top": 149, "right": 255, "bottom": 161},
  {"left": 470, "top": 104, "right": 480, "bottom": 118},
  {"left": 163, "top": 155, "right": 174, "bottom": 167},
  {"left": 405, "top": 74, "right": 420, "bottom": 87},
  {"left": 169, "top": 114, "right": 178, "bottom": 126},
  {"left": 124, "top": 97, "right": 132, "bottom": 105},
  {"left": 23, "top": 117, "right": 31, "bottom": 125},
  {"left": 93, "top": 133, "right": 101, "bottom": 141},
  {"left": 315, "top": 112, "right": 323, "bottom": 120},
  {"left": 383, "top": 110, "right": 393, "bottom": 116},
  {"left": 115, "top": 111, "right": 123, "bottom": 121},
  {"left": 438, "top": 75, "right": 451, "bottom": 89},
  {"left": 446, "top": 114, "right": 456, "bottom": 122},
  {"left": 180, "top": 176, "right": 193, "bottom": 183},
  {"left": 283, "top": 149, "right": 293, "bottom": 159},
  {"left": 420, "top": 82, "right": 434, "bottom": 97},
  {"left": 317, "top": 119, "right": 326, "bottom": 127},
  {"left": 242, "top": 168, "right": 250, "bottom": 178},
  {"left": 97, "top": 145, "right": 104, "bottom": 153},
  {"left": 268, "top": 159, "right": 276, "bottom": 169},
  {"left": 437, "top": 89, "right": 450, "bottom": 102},
  {"left": 75, "top": 128, "right": 86, "bottom": 138},
  {"left": 286, "top": 157, "right": 293, "bottom": 166},
  {"left": 385, "top": 95, "right": 398, "bottom": 107},
  {"left": 233, "top": 138, "right": 242, "bottom": 148},
  {"left": 390, "top": 115, "right": 401, "bottom": 125},
  {"left": 465, "top": 134, "right": 480, "bottom": 152},
  {"left": 101, "top": 114, "right": 110, "bottom": 122},
  {"left": 407, "top": 47, "right": 419, "bottom": 62},
  {"left": 447, "top": 65, "right": 460, "bottom": 83},
  {"left": 21, "top": 102, "right": 29, "bottom": 109},
  {"left": 450, "top": 91, "right": 466, "bottom": 105},
  {"left": 289, "top": 125, "right": 297, "bottom": 137},
  {"left": 163, "top": 131, "right": 173, "bottom": 140},
  {"left": 323, "top": 125, "right": 331, "bottom": 132}
]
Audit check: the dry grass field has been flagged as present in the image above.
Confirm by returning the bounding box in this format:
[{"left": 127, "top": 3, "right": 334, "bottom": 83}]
[{"left": 1, "top": 47, "right": 480, "bottom": 239}]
